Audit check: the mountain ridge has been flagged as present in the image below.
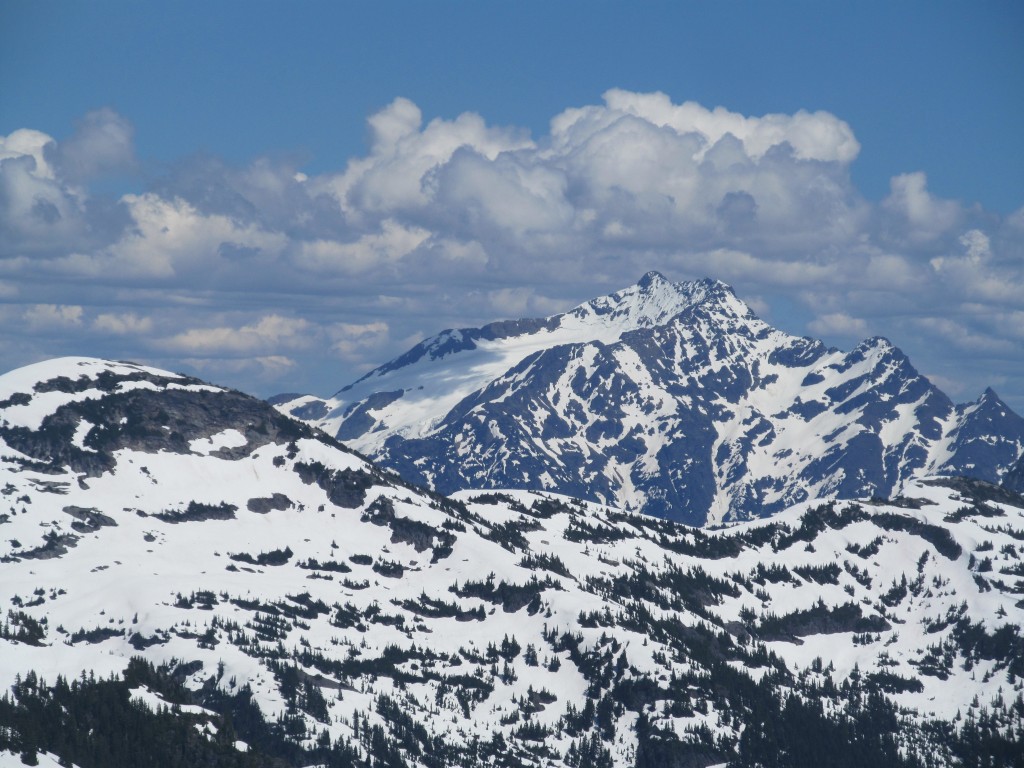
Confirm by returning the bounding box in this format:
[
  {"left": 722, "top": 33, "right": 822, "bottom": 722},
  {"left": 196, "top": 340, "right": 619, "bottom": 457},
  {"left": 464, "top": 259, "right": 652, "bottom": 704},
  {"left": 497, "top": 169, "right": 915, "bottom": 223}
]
[{"left": 278, "top": 275, "right": 1024, "bottom": 525}]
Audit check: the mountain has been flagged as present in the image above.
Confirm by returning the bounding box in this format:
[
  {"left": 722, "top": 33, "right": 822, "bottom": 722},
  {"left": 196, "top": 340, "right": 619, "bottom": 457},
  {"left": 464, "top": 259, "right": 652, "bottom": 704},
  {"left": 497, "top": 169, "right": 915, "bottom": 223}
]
[
  {"left": 1, "top": 357, "right": 1023, "bottom": 767},
  {"left": 279, "top": 273, "right": 1024, "bottom": 525},
  {"left": 1003, "top": 453, "right": 1024, "bottom": 494}
]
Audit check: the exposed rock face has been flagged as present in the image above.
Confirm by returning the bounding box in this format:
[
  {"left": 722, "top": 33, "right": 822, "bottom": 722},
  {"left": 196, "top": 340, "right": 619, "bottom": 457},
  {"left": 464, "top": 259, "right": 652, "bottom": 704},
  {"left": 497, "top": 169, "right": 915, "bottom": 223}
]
[
  {"left": 246, "top": 493, "right": 292, "bottom": 513},
  {"left": 1003, "top": 453, "right": 1024, "bottom": 493}
]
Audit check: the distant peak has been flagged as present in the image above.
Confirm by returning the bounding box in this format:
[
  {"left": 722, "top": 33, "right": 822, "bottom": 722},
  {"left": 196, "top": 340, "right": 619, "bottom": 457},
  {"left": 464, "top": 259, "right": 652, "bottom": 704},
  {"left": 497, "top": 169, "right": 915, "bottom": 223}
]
[
  {"left": 957, "top": 386, "right": 1017, "bottom": 423},
  {"left": 849, "top": 337, "right": 916, "bottom": 369},
  {"left": 636, "top": 272, "right": 734, "bottom": 295},
  {"left": 637, "top": 270, "right": 668, "bottom": 289},
  {"left": 979, "top": 386, "right": 1004, "bottom": 404},
  {"left": 632, "top": 272, "right": 736, "bottom": 301},
  {"left": 856, "top": 336, "right": 897, "bottom": 353},
  {"left": 694, "top": 276, "right": 733, "bottom": 291},
  {"left": 569, "top": 274, "right": 752, "bottom": 333}
]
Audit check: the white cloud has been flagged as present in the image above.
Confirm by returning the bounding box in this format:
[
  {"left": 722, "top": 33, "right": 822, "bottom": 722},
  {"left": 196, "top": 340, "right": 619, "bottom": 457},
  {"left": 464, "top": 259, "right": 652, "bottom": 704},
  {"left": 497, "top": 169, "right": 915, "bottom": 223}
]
[
  {"left": 882, "top": 172, "right": 961, "bottom": 242},
  {"left": 807, "top": 312, "right": 869, "bottom": 337},
  {"left": 23, "top": 304, "right": 84, "bottom": 329},
  {"left": 367, "top": 97, "right": 423, "bottom": 152},
  {"left": 161, "top": 315, "right": 312, "bottom": 355},
  {"left": 93, "top": 312, "right": 153, "bottom": 335},
  {"left": 931, "top": 229, "right": 991, "bottom": 275},
  {"left": 104, "top": 193, "right": 289, "bottom": 279},
  {"left": 922, "top": 373, "right": 970, "bottom": 399},
  {"left": 2, "top": 94, "right": 872, "bottom": 287},
  {"left": 182, "top": 355, "right": 297, "bottom": 381},
  {"left": 742, "top": 295, "right": 771, "bottom": 317},
  {"left": 691, "top": 248, "right": 837, "bottom": 288},
  {"left": 597, "top": 89, "right": 860, "bottom": 163},
  {"left": 0, "top": 129, "right": 57, "bottom": 178},
  {"left": 912, "top": 317, "right": 1018, "bottom": 355},
  {"left": 426, "top": 148, "right": 574, "bottom": 237},
  {"left": 0, "top": 152, "right": 88, "bottom": 256},
  {"left": 52, "top": 108, "right": 136, "bottom": 182},
  {"left": 480, "top": 287, "right": 567, "bottom": 318},
  {"left": 930, "top": 228, "right": 1022, "bottom": 304},
  {"left": 0, "top": 120, "right": 131, "bottom": 260},
  {"left": 329, "top": 321, "right": 390, "bottom": 360},
  {"left": 293, "top": 220, "right": 429, "bottom": 275},
  {"left": 0, "top": 95, "right": 1022, "bottom": 407},
  {"left": 322, "top": 97, "right": 533, "bottom": 217}
]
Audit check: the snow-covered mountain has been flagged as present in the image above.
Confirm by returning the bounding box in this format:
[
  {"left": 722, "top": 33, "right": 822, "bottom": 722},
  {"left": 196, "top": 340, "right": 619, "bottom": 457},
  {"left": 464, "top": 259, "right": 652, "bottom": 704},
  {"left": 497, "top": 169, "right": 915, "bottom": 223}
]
[
  {"left": 1, "top": 357, "right": 1022, "bottom": 767},
  {"left": 279, "top": 272, "right": 1024, "bottom": 525}
]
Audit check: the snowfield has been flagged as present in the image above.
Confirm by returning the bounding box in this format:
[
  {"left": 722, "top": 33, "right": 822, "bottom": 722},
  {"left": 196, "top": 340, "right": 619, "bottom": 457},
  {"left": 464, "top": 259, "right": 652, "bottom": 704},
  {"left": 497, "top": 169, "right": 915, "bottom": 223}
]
[{"left": 1, "top": 357, "right": 1022, "bottom": 766}]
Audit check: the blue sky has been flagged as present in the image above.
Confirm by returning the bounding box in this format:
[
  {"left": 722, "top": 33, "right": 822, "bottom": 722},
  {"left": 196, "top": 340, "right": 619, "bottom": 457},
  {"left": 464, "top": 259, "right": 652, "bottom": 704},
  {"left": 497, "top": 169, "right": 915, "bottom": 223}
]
[{"left": 1, "top": 1, "right": 1023, "bottom": 407}]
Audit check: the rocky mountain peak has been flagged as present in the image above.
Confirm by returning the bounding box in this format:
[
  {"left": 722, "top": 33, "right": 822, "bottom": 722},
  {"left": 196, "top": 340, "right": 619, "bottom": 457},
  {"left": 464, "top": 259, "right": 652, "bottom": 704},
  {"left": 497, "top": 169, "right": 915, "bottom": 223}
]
[
  {"left": 571, "top": 273, "right": 751, "bottom": 333},
  {"left": 282, "top": 276, "right": 1024, "bottom": 525},
  {"left": 979, "top": 386, "right": 1005, "bottom": 405},
  {"left": 636, "top": 268, "right": 667, "bottom": 288},
  {"left": 960, "top": 386, "right": 1015, "bottom": 423}
]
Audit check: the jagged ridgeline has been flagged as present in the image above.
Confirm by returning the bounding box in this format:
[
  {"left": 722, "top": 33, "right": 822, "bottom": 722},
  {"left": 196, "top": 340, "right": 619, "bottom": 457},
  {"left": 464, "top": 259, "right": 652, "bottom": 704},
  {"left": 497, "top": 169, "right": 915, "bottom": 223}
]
[
  {"left": 1, "top": 358, "right": 1022, "bottom": 766},
  {"left": 279, "top": 273, "right": 1024, "bottom": 525}
]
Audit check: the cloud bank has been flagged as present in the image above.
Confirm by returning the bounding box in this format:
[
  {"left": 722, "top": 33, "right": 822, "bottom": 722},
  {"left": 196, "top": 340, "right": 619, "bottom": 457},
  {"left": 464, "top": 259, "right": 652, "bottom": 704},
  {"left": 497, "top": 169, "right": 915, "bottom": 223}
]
[{"left": 1, "top": 92, "right": 1022, "bottom": 406}]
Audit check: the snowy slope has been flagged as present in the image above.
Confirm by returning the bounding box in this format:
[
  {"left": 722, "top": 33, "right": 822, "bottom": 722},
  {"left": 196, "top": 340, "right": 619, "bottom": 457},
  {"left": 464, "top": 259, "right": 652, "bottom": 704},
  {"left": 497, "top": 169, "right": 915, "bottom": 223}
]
[
  {"left": 279, "top": 273, "right": 1024, "bottom": 525},
  {"left": 2, "top": 357, "right": 1023, "bottom": 766}
]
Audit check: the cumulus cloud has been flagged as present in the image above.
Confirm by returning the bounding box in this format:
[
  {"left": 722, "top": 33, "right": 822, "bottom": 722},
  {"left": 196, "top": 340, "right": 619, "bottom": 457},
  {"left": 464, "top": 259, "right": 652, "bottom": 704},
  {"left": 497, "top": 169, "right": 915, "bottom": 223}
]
[
  {"left": 329, "top": 321, "right": 390, "bottom": 361},
  {"left": 807, "top": 312, "right": 869, "bottom": 337},
  {"left": 0, "top": 93, "right": 1021, "bottom": 406},
  {"left": 0, "top": 129, "right": 58, "bottom": 178},
  {"left": 161, "top": 315, "right": 312, "bottom": 356},
  {"left": 98, "top": 193, "right": 289, "bottom": 279},
  {"left": 93, "top": 312, "right": 153, "bottom": 335},
  {"left": 597, "top": 89, "right": 861, "bottom": 163},
  {"left": 23, "top": 304, "right": 84, "bottom": 330},
  {"left": 0, "top": 117, "right": 132, "bottom": 260},
  {"left": 326, "top": 97, "right": 533, "bottom": 217},
  {"left": 293, "top": 220, "right": 430, "bottom": 276},
  {"left": 182, "top": 355, "right": 298, "bottom": 380},
  {"left": 912, "top": 317, "right": 1018, "bottom": 355},
  {"left": 0, "top": 152, "right": 89, "bottom": 256},
  {"left": 881, "top": 172, "right": 962, "bottom": 243},
  {"left": 928, "top": 229, "right": 1024, "bottom": 304},
  {"left": 50, "top": 108, "right": 136, "bottom": 182},
  {"left": 1, "top": 92, "right": 870, "bottom": 286}
]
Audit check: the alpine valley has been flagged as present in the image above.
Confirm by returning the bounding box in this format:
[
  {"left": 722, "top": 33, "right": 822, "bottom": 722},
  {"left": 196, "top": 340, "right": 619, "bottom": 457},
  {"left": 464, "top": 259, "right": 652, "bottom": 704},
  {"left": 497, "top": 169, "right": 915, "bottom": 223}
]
[{"left": 0, "top": 277, "right": 1022, "bottom": 768}]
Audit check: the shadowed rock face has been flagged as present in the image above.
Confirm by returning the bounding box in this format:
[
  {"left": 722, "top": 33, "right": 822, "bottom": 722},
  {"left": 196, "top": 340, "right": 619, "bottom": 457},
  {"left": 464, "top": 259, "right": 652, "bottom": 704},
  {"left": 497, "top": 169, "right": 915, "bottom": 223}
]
[{"left": 1003, "top": 454, "right": 1024, "bottom": 494}]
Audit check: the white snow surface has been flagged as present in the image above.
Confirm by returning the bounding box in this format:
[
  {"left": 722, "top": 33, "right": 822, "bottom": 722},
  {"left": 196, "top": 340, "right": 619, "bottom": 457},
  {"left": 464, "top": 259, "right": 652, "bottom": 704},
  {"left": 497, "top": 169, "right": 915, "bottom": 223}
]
[
  {"left": 0, "top": 750, "right": 82, "bottom": 768},
  {"left": 1, "top": 356, "right": 1022, "bottom": 766}
]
